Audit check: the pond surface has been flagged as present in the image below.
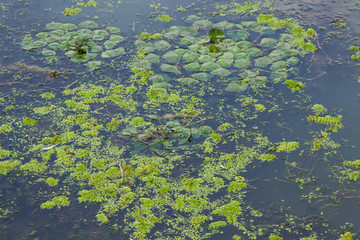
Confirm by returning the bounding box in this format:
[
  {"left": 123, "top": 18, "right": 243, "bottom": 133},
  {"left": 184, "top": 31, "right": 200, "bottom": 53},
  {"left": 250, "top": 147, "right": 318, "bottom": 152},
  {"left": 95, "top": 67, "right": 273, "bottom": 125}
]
[{"left": 0, "top": 0, "right": 359, "bottom": 239}]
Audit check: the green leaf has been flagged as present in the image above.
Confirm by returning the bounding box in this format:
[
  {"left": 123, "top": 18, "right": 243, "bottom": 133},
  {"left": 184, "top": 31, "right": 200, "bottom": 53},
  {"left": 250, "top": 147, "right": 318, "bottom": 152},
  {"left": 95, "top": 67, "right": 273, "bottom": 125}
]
[
  {"left": 225, "top": 82, "right": 248, "bottom": 92},
  {"left": 193, "top": 19, "right": 212, "bottom": 28},
  {"left": 233, "top": 59, "right": 251, "bottom": 68},
  {"left": 183, "top": 52, "right": 199, "bottom": 61},
  {"left": 46, "top": 22, "right": 63, "bottom": 29},
  {"left": 184, "top": 62, "right": 201, "bottom": 71},
  {"left": 236, "top": 40, "right": 252, "bottom": 49},
  {"left": 259, "top": 37, "right": 277, "bottom": 47},
  {"left": 271, "top": 60, "right": 287, "bottom": 70},
  {"left": 201, "top": 62, "right": 220, "bottom": 71},
  {"left": 228, "top": 30, "right": 248, "bottom": 40},
  {"left": 79, "top": 20, "right": 98, "bottom": 28},
  {"left": 106, "top": 26, "right": 120, "bottom": 33},
  {"left": 245, "top": 47, "right": 262, "bottom": 56},
  {"left": 160, "top": 63, "right": 179, "bottom": 74},
  {"left": 101, "top": 47, "right": 125, "bottom": 58},
  {"left": 269, "top": 49, "right": 287, "bottom": 61},
  {"left": 41, "top": 48, "right": 56, "bottom": 56},
  {"left": 209, "top": 44, "right": 219, "bottom": 53},
  {"left": 162, "top": 51, "right": 180, "bottom": 62},
  {"left": 254, "top": 56, "right": 273, "bottom": 67},
  {"left": 191, "top": 72, "right": 213, "bottom": 81},
  {"left": 154, "top": 40, "right": 171, "bottom": 51},
  {"left": 211, "top": 67, "right": 231, "bottom": 76}
]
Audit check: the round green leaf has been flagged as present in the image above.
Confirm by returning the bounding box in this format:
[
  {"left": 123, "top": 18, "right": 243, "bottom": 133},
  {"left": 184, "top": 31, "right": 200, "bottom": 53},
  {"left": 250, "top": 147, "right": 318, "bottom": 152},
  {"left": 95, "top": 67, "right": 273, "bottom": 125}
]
[
  {"left": 191, "top": 72, "right": 213, "bottom": 81},
  {"left": 79, "top": 20, "right": 98, "bottom": 28},
  {"left": 211, "top": 67, "right": 231, "bottom": 76},
  {"left": 287, "top": 56, "right": 299, "bottom": 65},
  {"left": 255, "top": 56, "right": 273, "bottom": 67},
  {"left": 236, "top": 41, "right": 252, "bottom": 49},
  {"left": 41, "top": 48, "right": 56, "bottom": 56},
  {"left": 106, "top": 26, "right": 120, "bottom": 33},
  {"left": 46, "top": 22, "right": 63, "bottom": 29},
  {"left": 217, "top": 58, "right": 233, "bottom": 67},
  {"left": 245, "top": 47, "right": 262, "bottom": 56},
  {"left": 160, "top": 63, "right": 179, "bottom": 74},
  {"left": 184, "top": 62, "right": 201, "bottom": 71},
  {"left": 86, "top": 60, "right": 102, "bottom": 68},
  {"left": 233, "top": 59, "right": 251, "bottom": 68},
  {"left": 201, "top": 62, "right": 220, "bottom": 71},
  {"left": 198, "top": 55, "right": 214, "bottom": 63},
  {"left": 269, "top": 49, "right": 287, "bottom": 61},
  {"left": 36, "top": 32, "right": 49, "bottom": 38},
  {"left": 183, "top": 52, "right": 199, "bottom": 61},
  {"left": 225, "top": 82, "right": 248, "bottom": 92},
  {"left": 271, "top": 60, "right": 287, "bottom": 70},
  {"left": 228, "top": 30, "right": 248, "bottom": 40},
  {"left": 154, "top": 40, "right": 171, "bottom": 51},
  {"left": 163, "top": 51, "right": 180, "bottom": 62},
  {"left": 259, "top": 38, "right": 277, "bottom": 47},
  {"left": 144, "top": 53, "right": 160, "bottom": 63},
  {"left": 101, "top": 47, "right": 125, "bottom": 58},
  {"left": 193, "top": 19, "right": 212, "bottom": 28}
]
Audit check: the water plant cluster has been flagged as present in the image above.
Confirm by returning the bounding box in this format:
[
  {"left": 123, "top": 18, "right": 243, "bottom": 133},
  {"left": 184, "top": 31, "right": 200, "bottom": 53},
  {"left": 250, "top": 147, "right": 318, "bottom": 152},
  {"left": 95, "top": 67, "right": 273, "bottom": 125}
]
[{"left": 0, "top": 1, "right": 358, "bottom": 240}]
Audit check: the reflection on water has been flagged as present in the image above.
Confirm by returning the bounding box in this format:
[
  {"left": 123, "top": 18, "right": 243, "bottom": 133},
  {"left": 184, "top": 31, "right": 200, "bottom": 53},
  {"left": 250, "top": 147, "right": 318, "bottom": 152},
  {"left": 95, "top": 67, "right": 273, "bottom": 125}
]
[{"left": 0, "top": 0, "right": 360, "bottom": 239}]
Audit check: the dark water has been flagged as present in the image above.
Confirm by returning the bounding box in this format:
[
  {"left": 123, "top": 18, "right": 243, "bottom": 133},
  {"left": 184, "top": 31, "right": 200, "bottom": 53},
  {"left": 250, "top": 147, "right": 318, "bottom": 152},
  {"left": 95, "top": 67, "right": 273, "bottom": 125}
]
[{"left": 0, "top": 0, "right": 359, "bottom": 239}]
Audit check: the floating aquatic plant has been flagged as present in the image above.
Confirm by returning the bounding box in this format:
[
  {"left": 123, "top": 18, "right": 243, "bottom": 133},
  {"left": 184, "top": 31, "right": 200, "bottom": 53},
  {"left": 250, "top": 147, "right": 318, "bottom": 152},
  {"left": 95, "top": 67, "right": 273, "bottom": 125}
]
[{"left": 21, "top": 21, "right": 124, "bottom": 67}]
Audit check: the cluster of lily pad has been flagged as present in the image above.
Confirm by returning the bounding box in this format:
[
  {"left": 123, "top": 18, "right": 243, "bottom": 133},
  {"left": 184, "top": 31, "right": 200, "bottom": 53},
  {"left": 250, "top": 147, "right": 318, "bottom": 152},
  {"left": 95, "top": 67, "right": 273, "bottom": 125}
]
[
  {"left": 133, "top": 18, "right": 303, "bottom": 91},
  {"left": 21, "top": 20, "right": 124, "bottom": 68}
]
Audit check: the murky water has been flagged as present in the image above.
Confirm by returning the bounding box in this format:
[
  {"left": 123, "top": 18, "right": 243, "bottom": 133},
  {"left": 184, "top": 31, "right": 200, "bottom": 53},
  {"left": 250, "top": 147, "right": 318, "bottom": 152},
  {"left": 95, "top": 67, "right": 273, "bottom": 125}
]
[{"left": 0, "top": 0, "right": 359, "bottom": 239}]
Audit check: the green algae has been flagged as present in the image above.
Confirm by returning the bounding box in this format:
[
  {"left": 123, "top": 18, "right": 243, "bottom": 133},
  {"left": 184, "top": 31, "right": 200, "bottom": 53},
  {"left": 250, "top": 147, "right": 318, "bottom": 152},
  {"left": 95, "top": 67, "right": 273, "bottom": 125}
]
[{"left": 0, "top": 1, "right": 357, "bottom": 240}]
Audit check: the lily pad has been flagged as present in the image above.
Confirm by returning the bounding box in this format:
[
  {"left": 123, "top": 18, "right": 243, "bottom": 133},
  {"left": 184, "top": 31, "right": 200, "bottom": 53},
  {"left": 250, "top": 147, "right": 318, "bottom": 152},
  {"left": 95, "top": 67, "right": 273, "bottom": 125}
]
[
  {"left": 104, "top": 40, "right": 119, "bottom": 49},
  {"left": 225, "top": 82, "right": 248, "bottom": 92},
  {"left": 149, "top": 74, "right": 165, "bottom": 83},
  {"left": 173, "top": 48, "right": 187, "bottom": 56},
  {"left": 259, "top": 38, "right": 277, "bottom": 47},
  {"left": 213, "top": 21, "right": 234, "bottom": 29},
  {"left": 91, "top": 45, "right": 103, "bottom": 52},
  {"left": 287, "top": 56, "right": 299, "bottom": 65},
  {"left": 228, "top": 30, "right": 248, "bottom": 40},
  {"left": 276, "top": 42, "right": 292, "bottom": 50},
  {"left": 106, "top": 26, "right": 120, "bottom": 33},
  {"left": 241, "top": 21, "right": 258, "bottom": 28},
  {"left": 270, "top": 69, "right": 288, "bottom": 80},
  {"left": 191, "top": 72, "right": 213, "bottom": 81},
  {"left": 184, "top": 62, "right": 201, "bottom": 71},
  {"left": 240, "top": 69, "right": 259, "bottom": 78},
  {"left": 219, "top": 52, "right": 235, "bottom": 59},
  {"left": 163, "top": 51, "right": 180, "bottom": 62},
  {"left": 269, "top": 49, "right": 287, "bottom": 61},
  {"left": 211, "top": 67, "right": 231, "bottom": 76},
  {"left": 183, "top": 52, "right": 199, "bottom": 61},
  {"left": 202, "top": 62, "right": 220, "bottom": 71},
  {"left": 144, "top": 53, "right": 160, "bottom": 63},
  {"left": 86, "top": 60, "right": 102, "bottom": 68},
  {"left": 188, "top": 44, "right": 202, "bottom": 52},
  {"left": 179, "top": 36, "right": 196, "bottom": 45},
  {"left": 59, "top": 23, "right": 77, "bottom": 31},
  {"left": 46, "top": 22, "right": 63, "bottom": 29},
  {"left": 235, "top": 52, "right": 249, "bottom": 59},
  {"left": 101, "top": 47, "right": 125, "bottom": 58},
  {"left": 255, "top": 56, "right": 273, "bottom": 67},
  {"left": 50, "top": 29, "right": 65, "bottom": 37},
  {"left": 198, "top": 55, "right": 214, "bottom": 63},
  {"left": 245, "top": 47, "right": 262, "bottom": 56},
  {"left": 36, "top": 32, "right": 49, "bottom": 38},
  {"left": 160, "top": 63, "right": 179, "bottom": 74},
  {"left": 271, "top": 61, "right": 287, "bottom": 70},
  {"left": 193, "top": 19, "right": 212, "bottom": 28},
  {"left": 163, "top": 27, "right": 180, "bottom": 39},
  {"left": 251, "top": 76, "right": 268, "bottom": 84},
  {"left": 236, "top": 41, "right": 252, "bottom": 49},
  {"left": 154, "top": 40, "right": 171, "bottom": 51},
  {"left": 217, "top": 58, "right": 233, "bottom": 67},
  {"left": 285, "top": 49, "right": 300, "bottom": 56},
  {"left": 176, "top": 77, "right": 199, "bottom": 85},
  {"left": 234, "top": 59, "right": 251, "bottom": 68},
  {"left": 41, "top": 48, "right": 56, "bottom": 56},
  {"left": 79, "top": 20, "right": 98, "bottom": 28}
]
